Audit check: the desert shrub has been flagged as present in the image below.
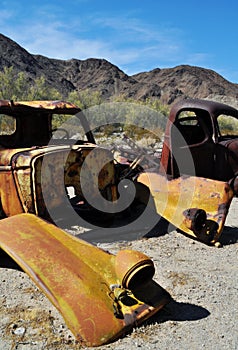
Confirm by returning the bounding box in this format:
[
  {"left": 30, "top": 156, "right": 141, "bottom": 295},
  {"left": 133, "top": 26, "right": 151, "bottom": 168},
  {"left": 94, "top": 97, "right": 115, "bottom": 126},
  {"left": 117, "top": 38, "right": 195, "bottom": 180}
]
[{"left": 0, "top": 66, "right": 61, "bottom": 101}]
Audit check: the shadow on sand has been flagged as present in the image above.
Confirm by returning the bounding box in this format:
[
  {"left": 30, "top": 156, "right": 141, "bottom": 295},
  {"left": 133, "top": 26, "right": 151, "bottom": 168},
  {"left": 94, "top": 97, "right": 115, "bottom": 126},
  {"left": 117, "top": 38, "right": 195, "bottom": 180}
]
[
  {"left": 0, "top": 249, "right": 22, "bottom": 270},
  {"left": 145, "top": 299, "right": 210, "bottom": 326},
  {"left": 220, "top": 226, "right": 238, "bottom": 245}
]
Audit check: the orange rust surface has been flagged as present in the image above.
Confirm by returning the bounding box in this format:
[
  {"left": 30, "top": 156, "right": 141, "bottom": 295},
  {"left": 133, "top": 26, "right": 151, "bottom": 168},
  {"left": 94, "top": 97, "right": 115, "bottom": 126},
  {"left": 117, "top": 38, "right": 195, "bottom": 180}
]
[
  {"left": 0, "top": 144, "right": 116, "bottom": 220},
  {"left": 0, "top": 214, "right": 170, "bottom": 346},
  {"left": 0, "top": 171, "right": 25, "bottom": 216},
  {"left": 137, "top": 172, "right": 233, "bottom": 244},
  {"left": 14, "top": 100, "right": 80, "bottom": 110},
  {"left": 0, "top": 99, "right": 80, "bottom": 111}
]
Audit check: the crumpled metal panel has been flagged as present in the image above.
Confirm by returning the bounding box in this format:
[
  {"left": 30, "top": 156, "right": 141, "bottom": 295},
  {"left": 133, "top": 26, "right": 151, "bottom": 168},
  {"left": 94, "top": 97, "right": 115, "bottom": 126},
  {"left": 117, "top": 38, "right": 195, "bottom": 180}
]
[
  {"left": 137, "top": 172, "right": 233, "bottom": 245},
  {"left": 0, "top": 214, "right": 171, "bottom": 346}
]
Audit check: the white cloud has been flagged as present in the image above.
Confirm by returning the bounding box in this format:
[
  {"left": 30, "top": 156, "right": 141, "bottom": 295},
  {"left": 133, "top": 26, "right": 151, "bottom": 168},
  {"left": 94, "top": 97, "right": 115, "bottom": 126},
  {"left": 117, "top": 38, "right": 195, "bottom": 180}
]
[
  {"left": 1, "top": 18, "right": 151, "bottom": 61},
  {"left": 1, "top": 2, "right": 184, "bottom": 66},
  {"left": 0, "top": 8, "right": 212, "bottom": 77},
  {"left": 185, "top": 53, "right": 212, "bottom": 66}
]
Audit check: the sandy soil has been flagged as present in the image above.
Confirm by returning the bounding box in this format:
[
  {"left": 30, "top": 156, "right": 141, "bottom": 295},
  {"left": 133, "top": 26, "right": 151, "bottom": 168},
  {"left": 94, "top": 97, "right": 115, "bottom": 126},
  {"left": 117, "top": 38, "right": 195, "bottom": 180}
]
[{"left": 0, "top": 199, "right": 237, "bottom": 350}]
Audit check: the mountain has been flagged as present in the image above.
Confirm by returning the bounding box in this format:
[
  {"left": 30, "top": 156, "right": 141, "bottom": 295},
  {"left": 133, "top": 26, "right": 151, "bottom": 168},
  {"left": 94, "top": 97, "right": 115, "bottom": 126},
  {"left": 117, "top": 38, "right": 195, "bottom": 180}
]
[
  {"left": 1, "top": 33, "right": 238, "bottom": 106},
  {"left": 133, "top": 66, "right": 238, "bottom": 106}
]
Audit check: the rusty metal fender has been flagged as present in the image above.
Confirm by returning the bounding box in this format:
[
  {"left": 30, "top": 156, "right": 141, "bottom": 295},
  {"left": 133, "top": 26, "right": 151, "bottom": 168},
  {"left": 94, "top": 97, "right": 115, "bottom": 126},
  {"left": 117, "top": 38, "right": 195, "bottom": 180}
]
[
  {"left": 137, "top": 172, "right": 233, "bottom": 245},
  {"left": 0, "top": 214, "right": 171, "bottom": 346}
]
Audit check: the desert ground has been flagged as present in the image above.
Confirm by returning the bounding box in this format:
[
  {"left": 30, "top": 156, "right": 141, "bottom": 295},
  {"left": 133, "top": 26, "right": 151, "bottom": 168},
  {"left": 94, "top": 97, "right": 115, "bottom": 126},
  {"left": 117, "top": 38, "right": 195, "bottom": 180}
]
[{"left": 0, "top": 198, "right": 237, "bottom": 350}]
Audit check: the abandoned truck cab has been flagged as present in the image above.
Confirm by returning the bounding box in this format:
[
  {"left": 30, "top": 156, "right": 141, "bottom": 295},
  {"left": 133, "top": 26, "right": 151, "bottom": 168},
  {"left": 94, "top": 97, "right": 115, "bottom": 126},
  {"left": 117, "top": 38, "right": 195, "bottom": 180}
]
[
  {"left": 0, "top": 99, "right": 96, "bottom": 147},
  {"left": 160, "top": 98, "right": 238, "bottom": 193},
  {"left": 0, "top": 100, "right": 117, "bottom": 222},
  {"left": 131, "top": 98, "right": 236, "bottom": 245}
]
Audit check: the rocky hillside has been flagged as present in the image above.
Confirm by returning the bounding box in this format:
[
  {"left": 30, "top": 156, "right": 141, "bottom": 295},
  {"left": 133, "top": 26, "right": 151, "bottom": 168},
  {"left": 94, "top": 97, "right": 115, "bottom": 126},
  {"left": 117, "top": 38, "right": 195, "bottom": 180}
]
[{"left": 1, "top": 33, "right": 238, "bottom": 106}]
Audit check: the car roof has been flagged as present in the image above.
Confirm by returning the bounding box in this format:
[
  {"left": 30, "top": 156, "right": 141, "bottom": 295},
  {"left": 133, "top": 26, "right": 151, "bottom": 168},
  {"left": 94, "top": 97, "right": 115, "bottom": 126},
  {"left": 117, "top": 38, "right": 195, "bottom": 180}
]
[
  {"left": 0, "top": 100, "right": 81, "bottom": 115},
  {"left": 170, "top": 98, "right": 238, "bottom": 120}
]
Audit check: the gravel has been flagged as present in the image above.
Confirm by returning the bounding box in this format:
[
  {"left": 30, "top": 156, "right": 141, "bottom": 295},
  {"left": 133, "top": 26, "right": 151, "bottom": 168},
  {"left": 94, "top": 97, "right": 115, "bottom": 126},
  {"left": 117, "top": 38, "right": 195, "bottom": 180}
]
[{"left": 0, "top": 199, "right": 237, "bottom": 350}]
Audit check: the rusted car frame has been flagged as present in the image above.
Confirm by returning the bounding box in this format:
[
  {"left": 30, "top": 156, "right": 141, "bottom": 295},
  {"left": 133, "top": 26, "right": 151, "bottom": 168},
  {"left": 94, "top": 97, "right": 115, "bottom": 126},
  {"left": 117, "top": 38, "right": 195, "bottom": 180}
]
[
  {"left": 111, "top": 98, "right": 237, "bottom": 245},
  {"left": 160, "top": 98, "right": 238, "bottom": 189},
  {"left": 0, "top": 100, "right": 117, "bottom": 223},
  {"left": 142, "top": 98, "right": 238, "bottom": 245}
]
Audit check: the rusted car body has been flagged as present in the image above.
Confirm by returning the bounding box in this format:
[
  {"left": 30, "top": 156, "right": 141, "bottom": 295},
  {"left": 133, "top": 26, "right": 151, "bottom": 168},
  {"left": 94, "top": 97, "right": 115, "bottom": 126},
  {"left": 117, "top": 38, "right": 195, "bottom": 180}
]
[
  {"left": 145, "top": 98, "right": 238, "bottom": 244},
  {"left": 0, "top": 100, "right": 117, "bottom": 222},
  {"left": 160, "top": 98, "right": 238, "bottom": 190},
  {"left": 113, "top": 98, "right": 236, "bottom": 245}
]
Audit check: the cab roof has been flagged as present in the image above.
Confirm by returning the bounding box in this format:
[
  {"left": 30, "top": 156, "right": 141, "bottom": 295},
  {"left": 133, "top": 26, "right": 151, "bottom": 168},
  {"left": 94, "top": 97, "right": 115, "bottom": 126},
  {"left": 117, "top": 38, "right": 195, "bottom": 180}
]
[
  {"left": 0, "top": 100, "right": 81, "bottom": 115},
  {"left": 170, "top": 98, "right": 238, "bottom": 120}
]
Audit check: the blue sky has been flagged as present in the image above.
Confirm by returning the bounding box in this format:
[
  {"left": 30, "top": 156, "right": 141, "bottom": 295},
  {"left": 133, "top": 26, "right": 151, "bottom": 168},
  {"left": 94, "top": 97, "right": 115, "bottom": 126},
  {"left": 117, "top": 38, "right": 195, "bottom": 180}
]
[{"left": 1, "top": 0, "right": 238, "bottom": 82}]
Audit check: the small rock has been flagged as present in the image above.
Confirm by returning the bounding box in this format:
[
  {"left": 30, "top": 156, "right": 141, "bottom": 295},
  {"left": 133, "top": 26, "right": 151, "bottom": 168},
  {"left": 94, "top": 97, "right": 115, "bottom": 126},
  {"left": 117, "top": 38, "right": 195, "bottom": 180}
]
[{"left": 13, "top": 326, "right": 26, "bottom": 336}]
